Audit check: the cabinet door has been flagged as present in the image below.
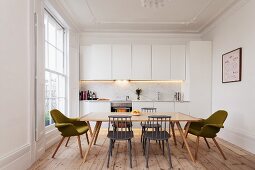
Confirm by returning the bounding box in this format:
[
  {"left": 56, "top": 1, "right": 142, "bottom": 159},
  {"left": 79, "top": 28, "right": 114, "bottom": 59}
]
[
  {"left": 79, "top": 101, "right": 91, "bottom": 116},
  {"left": 80, "top": 45, "right": 92, "bottom": 80},
  {"left": 132, "top": 45, "right": 152, "bottom": 80},
  {"left": 89, "top": 102, "right": 111, "bottom": 112},
  {"left": 80, "top": 44, "right": 112, "bottom": 80},
  {"left": 91, "top": 44, "right": 112, "bottom": 80},
  {"left": 152, "top": 45, "right": 171, "bottom": 80},
  {"left": 132, "top": 102, "right": 154, "bottom": 111},
  {"left": 171, "top": 45, "right": 186, "bottom": 80},
  {"left": 112, "top": 44, "right": 132, "bottom": 80},
  {"left": 154, "top": 102, "right": 174, "bottom": 112}
]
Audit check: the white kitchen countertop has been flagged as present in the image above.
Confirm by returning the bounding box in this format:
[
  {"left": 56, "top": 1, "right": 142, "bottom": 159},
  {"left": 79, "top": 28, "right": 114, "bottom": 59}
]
[{"left": 80, "top": 100, "right": 189, "bottom": 103}]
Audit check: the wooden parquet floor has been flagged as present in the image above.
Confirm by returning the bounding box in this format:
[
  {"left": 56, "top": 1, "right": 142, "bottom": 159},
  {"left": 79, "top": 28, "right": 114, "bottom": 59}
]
[{"left": 29, "top": 129, "right": 255, "bottom": 170}]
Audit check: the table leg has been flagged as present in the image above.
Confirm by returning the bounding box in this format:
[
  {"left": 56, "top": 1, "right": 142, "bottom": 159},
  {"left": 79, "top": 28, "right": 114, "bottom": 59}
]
[
  {"left": 176, "top": 121, "right": 195, "bottom": 162},
  {"left": 94, "top": 121, "right": 102, "bottom": 145},
  {"left": 86, "top": 121, "right": 93, "bottom": 137},
  {"left": 83, "top": 121, "right": 101, "bottom": 163},
  {"left": 170, "top": 122, "right": 177, "bottom": 146},
  {"left": 182, "top": 122, "right": 191, "bottom": 148}
]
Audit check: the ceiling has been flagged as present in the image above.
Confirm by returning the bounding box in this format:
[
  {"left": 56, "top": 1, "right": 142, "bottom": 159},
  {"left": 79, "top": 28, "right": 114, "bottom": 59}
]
[{"left": 58, "top": 0, "right": 239, "bottom": 33}]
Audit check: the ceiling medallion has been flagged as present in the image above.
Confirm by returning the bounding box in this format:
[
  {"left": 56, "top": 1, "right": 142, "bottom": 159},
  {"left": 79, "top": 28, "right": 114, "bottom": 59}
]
[{"left": 141, "top": 0, "right": 168, "bottom": 8}]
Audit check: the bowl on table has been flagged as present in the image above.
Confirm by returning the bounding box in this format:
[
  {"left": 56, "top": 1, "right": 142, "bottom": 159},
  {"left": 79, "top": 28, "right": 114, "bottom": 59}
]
[{"left": 131, "top": 110, "right": 141, "bottom": 116}]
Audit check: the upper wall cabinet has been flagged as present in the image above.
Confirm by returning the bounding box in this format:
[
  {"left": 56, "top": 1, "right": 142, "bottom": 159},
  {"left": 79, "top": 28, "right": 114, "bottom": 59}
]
[
  {"left": 112, "top": 44, "right": 132, "bottom": 80},
  {"left": 171, "top": 45, "right": 186, "bottom": 80},
  {"left": 80, "top": 43, "right": 186, "bottom": 81},
  {"left": 152, "top": 45, "right": 171, "bottom": 80},
  {"left": 132, "top": 45, "right": 152, "bottom": 80},
  {"left": 80, "top": 44, "right": 111, "bottom": 80}
]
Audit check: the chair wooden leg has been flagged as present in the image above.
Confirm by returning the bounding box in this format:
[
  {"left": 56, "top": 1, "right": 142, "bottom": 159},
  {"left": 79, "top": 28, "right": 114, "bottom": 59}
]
[
  {"left": 52, "top": 137, "right": 65, "bottom": 158},
  {"left": 166, "top": 139, "right": 173, "bottom": 168},
  {"left": 204, "top": 137, "right": 210, "bottom": 149},
  {"left": 162, "top": 140, "right": 165, "bottom": 155},
  {"left": 195, "top": 136, "right": 200, "bottom": 160},
  {"left": 128, "top": 139, "right": 132, "bottom": 168},
  {"left": 141, "top": 127, "right": 145, "bottom": 143},
  {"left": 212, "top": 138, "right": 227, "bottom": 160},
  {"left": 146, "top": 139, "right": 150, "bottom": 168},
  {"left": 77, "top": 135, "right": 83, "bottom": 158},
  {"left": 143, "top": 137, "right": 146, "bottom": 155},
  {"left": 65, "top": 137, "right": 70, "bottom": 147},
  {"left": 110, "top": 140, "right": 113, "bottom": 156},
  {"left": 170, "top": 122, "right": 177, "bottom": 146},
  {"left": 107, "top": 139, "right": 112, "bottom": 168},
  {"left": 85, "top": 132, "right": 89, "bottom": 145}
]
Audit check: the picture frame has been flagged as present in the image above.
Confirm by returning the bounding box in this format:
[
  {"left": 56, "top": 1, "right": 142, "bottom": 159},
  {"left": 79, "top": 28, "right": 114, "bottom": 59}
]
[{"left": 222, "top": 48, "right": 242, "bottom": 83}]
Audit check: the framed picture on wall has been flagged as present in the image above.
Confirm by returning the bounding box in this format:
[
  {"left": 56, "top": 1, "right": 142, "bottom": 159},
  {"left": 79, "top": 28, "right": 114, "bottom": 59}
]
[{"left": 222, "top": 48, "right": 242, "bottom": 83}]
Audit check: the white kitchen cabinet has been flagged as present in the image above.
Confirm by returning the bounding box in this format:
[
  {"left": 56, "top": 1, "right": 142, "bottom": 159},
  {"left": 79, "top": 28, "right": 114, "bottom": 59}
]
[
  {"left": 152, "top": 45, "right": 171, "bottom": 80},
  {"left": 154, "top": 102, "right": 175, "bottom": 112},
  {"left": 80, "top": 101, "right": 111, "bottom": 116},
  {"left": 132, "top": 45, "right": 152, "bottom": 80},
  {"left": 80, "top": 45, "right": 91, "bottom": 80},
  {"left": 132, "top": 101, "right": 154, "bottom": 111},
  {"left": 171, "top": 45, "right": 186, "bottom": 80},
  {"left": 80, "top": 44, "right": 112, "bottom": 80},
  {"left": 79, "top": 101, "right": 91, "bottom": 116},
  {"left": 112, "top": 44, "right": 132, "bottom": 80}
]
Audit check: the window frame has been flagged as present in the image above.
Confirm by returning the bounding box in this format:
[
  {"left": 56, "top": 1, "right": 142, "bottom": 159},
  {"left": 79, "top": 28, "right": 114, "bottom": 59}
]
[{"left": 44, "top": 9, "right": 68, "bottom": 128}]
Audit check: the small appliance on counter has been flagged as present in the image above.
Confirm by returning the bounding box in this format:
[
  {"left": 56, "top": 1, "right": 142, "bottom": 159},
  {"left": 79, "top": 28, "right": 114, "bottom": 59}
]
[{"left": 111, "top": 101, "right": 132, "bottom": 112}]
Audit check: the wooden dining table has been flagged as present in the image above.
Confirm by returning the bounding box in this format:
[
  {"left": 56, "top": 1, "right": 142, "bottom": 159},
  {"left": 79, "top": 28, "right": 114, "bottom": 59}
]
[{"left": 80, "top": 112, "right": 201, "bottom": 163}]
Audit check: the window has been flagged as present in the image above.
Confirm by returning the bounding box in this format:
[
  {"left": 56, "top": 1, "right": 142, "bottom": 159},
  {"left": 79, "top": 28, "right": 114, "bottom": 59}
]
[{"left": 44, "top": 11, "right": 66, "bottom": 126}]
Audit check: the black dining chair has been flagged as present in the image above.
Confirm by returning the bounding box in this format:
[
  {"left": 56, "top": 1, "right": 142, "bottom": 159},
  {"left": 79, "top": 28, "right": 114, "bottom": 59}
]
[
  {"left": 107, "top": 115, "right": 133, "bottom": 168},
  {"left": 144, "top": 115, "right": 173, "bottom": 168},
  {"left": 140, "top": 108, "right": 160, "bottom": 144}
]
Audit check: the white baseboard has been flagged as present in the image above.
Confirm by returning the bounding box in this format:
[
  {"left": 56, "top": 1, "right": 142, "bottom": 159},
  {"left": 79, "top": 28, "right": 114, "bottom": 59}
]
[
  {"left": 45, "top": 128, "right": 61, "bottom": 149},
  {"left": 0, "top": 144, "right": 31, "bottom": 170},
  {"left": 218, "top": 127, "right": 255, "bottom": 154}
]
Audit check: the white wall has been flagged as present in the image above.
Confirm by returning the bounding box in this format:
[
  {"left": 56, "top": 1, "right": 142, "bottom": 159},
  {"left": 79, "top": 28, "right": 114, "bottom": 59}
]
[
  {"left": 0, "top": 0, "right": 32, "bottom": 169},
  {"left": 68, "top": 31, "right": 80, "bottom": 117},
  {"left": 202, "top": 0, "right": 255, "bottom": 153},
  {"left": 0, "top": 0, "right": 80, "bottom": 169}
]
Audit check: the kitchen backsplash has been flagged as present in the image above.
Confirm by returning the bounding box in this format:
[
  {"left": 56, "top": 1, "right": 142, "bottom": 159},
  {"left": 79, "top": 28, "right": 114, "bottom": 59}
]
[{"left": 80, "top": 81, "right": 182, "bottom": 101}]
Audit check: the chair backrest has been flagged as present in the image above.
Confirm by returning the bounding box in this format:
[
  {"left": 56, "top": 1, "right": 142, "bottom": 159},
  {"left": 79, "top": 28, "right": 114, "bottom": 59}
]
[
  {"left": 50, "top": 109, "right": 70, "bottom": 123},
  {"left": 108, "top": 115, "right": 132, "bottom": 138},
  {"left": 146, "top": 115, "right": 171, "bottom": 138},
  {"left": 141, "top": 107, "right": 157, "bottom": 112},
  {"left": 205, "top": 110, "right": 228, "bottom": 125}
]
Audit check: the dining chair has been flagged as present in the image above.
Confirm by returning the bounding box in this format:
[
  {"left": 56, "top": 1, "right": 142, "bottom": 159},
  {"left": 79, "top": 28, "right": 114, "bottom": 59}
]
[
  {"left": 50, "top": 109, "right": 90, "bottom": 158},
  {"left": 183, "top": 110, "right": 228, "bottom": 160},
  {"left": 107, "top": 115, "right": 133, "bottom": 168},
  {"left": 144, "top": 115, "right": 173, "bottom": 168},
  {"left": 140, "top": 108, "right": 160, "bottom": 143}
]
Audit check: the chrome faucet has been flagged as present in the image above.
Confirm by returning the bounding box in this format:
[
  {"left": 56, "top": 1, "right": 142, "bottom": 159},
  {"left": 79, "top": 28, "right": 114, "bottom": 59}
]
[{"left": 126, "top": 96, "right": 129, "bottom": 101}]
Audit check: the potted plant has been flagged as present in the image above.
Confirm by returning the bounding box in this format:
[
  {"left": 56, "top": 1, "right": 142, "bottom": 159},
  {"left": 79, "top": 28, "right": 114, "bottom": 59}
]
[{"left": 136, "top": 88, "right": 142, "bottom": 100}]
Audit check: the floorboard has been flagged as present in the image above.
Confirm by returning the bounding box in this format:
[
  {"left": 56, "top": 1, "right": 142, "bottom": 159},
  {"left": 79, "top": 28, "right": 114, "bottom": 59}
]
[{"left": 29, "top": 129, "right": 255, "bottom": 170}]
